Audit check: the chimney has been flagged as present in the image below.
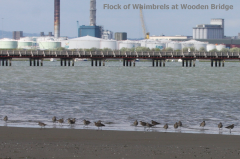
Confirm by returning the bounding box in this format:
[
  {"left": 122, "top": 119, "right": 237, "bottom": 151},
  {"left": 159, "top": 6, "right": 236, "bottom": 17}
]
[
  {"left": 90, "top": 0, "right": 96, "bottom": 26},
  {"left": 54, "top": 0, "right": 60, "bottom": 38}
]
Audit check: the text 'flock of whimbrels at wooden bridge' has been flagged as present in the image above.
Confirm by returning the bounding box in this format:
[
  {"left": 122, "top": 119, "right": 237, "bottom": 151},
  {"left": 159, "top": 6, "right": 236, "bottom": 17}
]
[{"left": 0, "top": 50, "right": 240, "bottom": 67}]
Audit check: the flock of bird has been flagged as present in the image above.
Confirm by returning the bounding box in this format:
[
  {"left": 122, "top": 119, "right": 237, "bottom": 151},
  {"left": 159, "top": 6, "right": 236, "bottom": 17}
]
[{"left": 2, "top": 116, "right": 235, "bottom": 133}]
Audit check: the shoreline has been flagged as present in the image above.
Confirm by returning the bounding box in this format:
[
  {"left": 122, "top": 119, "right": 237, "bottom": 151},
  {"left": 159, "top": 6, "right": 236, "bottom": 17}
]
[{"left": 1, "top": 126, "right": 240, "bottom": 158}]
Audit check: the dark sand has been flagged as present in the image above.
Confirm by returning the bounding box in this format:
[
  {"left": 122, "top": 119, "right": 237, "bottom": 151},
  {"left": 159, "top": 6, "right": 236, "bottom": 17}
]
[{"left": 0, "top": 127, "right": 240, "bottom": 158}]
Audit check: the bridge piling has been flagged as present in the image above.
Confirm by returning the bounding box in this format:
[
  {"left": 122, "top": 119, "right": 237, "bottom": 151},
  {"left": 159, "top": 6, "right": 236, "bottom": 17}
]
[
  {"left": 186, "top": 60, "right": 188, "bottom": 67},
  {"left": 95, "top": 59, "right": 97, "bottom": 66},
  {"left": 182, "top": 60, "right": 184, "bottom": 67},
  {"left": 215, "top": 60, "right": 217, "bottom": 67},
  {"left": 190, "top": 60, "right": 192, "bottom": 67},
  {"left": 6, "top": 59, "right": 8, "bottom": 66},
  {"left": 41, "top": 59, "right": 43, "bottom": 66},
  {"left": 211, "top": 60, "right": 213, "bottom": 67},
  {"left": 33, "top": 59, "right": 36, "bottom": 66},
  {"left": 193, "top": 59, "right": 196, "bottom": 67},
  {"left": 156, "top": 60, "right": 158, "bottom": 67},
  {"left": 37, "top": 59, "right": 39, "bottom": 66},
  {"left": 222, "top": 60, "right": 225, "bottom": 67},
  {"left": 163, "top": 60, "right": 166, "bottom": 67},
  {"left": 91, "top": 59, "right": 94, "bottom": 66},
  {"left": 60, "top": 59, "right": 63, "bottom": 66},
  {"left": 219, "top": 60, "right": 221, "bottom": 67},
  {"left": 133, "top": 60, "right": 135, "bottom": 67},
  {"left": 103, "top": 60, "right": 105, "bottom": 66},
  {"left": 126, "top": 60, "right": 128, "bottom": 67},
  {"left": 64, "top": 59, "right": 67, "bottom": 66},
  {"left": 99, "top": 60, "right": 101, "bottom": 66},
  {"left": 152, "top": 59, "right": 154, "bottom": 67},
  {"left": 29, "top": 59, "right": 32, "bottom": 66},
  {"left": 72, "top": 59, "right": 74, "bottom": 66}
]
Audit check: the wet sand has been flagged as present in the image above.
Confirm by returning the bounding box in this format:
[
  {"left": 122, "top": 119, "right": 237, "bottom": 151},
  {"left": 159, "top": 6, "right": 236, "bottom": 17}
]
[{"left": 0, "top": 127, "right": 240, "bottom": 158}]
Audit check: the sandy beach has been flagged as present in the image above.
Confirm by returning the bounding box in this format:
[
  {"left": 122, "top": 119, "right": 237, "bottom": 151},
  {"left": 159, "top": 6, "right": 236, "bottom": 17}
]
[{"left": 0, "top": 127, "right": 239, "bottom": 158}]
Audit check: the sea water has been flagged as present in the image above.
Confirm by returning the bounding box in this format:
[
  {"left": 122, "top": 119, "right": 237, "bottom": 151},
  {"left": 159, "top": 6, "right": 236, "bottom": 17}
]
[{"left": 0, "top": 60, "right": 239, "bottom": 135}]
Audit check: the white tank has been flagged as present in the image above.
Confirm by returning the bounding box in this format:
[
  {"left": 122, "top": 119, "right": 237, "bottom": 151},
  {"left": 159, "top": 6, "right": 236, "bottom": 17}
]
[
  {"left": 100, "top": 40, "right": 117, "bottom": 50},
  {"left": 18, "top": 41, "right": 33, "bottom": 49},
  {"left": 207, "top": 44, "right": 216, "bottom": 51},
  {"left": 61, "top": 36, "right": 101, "bottom": 49},
  {"left": 146, "top": 43, "right": 166, "bottom": 50},
  {"left": 216, "top": 44, "right": 226, "bottom": 51},
  {"left": 38, "top": 41, "right": 61, "bottom": 50},
  {"left": 167, "top": 42, "right": 182, "bottom": 50},
  {"left": 118, "top": 40, "right": 140, "bottom": 50},
  {"left": 181, "top": 43, "right": 194, "bottom": 49},
  {"left": 194, "top": 43, "right": 207, "bottom": 51},
  {"left": 0, "top": 39, "right": 18, "bottom": 49},
  {"left": 20, "top": 37, "right": 33, "bottom": 41}
]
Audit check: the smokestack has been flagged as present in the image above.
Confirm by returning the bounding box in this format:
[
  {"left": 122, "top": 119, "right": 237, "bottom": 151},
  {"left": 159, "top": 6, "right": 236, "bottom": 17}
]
[
  {"left": 90, "top": 0, "right": 96, "bottom": 26},
  {"left": 54, "top": 0, "right": 60, "bottom": 38}
]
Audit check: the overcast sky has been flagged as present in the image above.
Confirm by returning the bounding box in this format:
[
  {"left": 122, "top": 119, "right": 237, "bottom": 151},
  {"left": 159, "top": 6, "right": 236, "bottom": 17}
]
[{"left": 0, "top": 0, "right": 239, "bottom": 38}]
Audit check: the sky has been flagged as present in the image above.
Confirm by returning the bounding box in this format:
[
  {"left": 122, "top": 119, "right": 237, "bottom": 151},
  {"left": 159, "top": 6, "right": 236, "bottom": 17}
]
[{"left": 0, "top": 0, "right": 239, "bottom": 38}]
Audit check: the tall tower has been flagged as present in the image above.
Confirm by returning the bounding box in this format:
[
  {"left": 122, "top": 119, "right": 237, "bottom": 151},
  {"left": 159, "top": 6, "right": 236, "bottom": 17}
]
[
  {"left": 54, "top": 0, "right": 60, "bottom": 38},
  {"left": 90, "top": 0, "right": 96, "bottom": 26}
]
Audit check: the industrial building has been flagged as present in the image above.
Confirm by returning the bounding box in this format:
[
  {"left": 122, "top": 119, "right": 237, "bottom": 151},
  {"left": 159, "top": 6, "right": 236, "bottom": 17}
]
[
  {"left": 149, "top": 35, "right": 191, "bottom": 40},
  {"left": 12, "top": 31, "right": 23, "bottom": 40},
  {"left": 102, "top": 30, "right": 113, "bottom": 40},
  {"left": 193, "top": 19, "right": 224, "bottom": 39},
  {"left": 115, "top": 32, "right": 127, "bottom": 41}
]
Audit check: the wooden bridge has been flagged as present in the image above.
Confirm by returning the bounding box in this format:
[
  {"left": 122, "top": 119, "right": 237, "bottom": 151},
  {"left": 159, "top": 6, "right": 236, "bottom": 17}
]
[{"left": 0, "top": 50, "right": 239, "bottom": 67}]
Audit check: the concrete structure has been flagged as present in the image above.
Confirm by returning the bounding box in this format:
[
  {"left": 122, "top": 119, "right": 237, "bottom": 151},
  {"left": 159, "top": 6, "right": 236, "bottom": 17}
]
[
  {"left": 115, "top": 32, "right": 127, "bottom": 41},
  {"left": 193, "top": 19, "right": 224, "bottom": 39},
  {"left": 102, "top": 30, "right": 113, "bottom": 40},
  {"left": 167, "top": 42, "right": 182, "bottom": 50},
  {"left": 12, "top": 31, "right": 23, "bottom": 40},
  {"left": 216, "top": 44, "right": 226, "bottom": 51},
  {"left": 118, "top": 40, "right": 140, "bottom": 50},
  {"left": 54, "top": 0, "right": 60, "bottom": 38}
]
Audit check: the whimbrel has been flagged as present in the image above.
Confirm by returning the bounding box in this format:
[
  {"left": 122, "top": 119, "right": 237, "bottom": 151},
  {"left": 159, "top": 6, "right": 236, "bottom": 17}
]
[
  {"left": 52, "top": 116, "right": 57, "bottom": 123},
  {"left": 3, "top": 116, "right": 8, "bottom": 122},
  {"left": 225, "top": 124, "right": 234, "bottom": 133},
  {"left": 57, "top": 118, "right": 64, "bottom": 125},
  {"left": 218, "top": 122, "right": 223, "bottom": 130},
  {"left": 163, "top": 124, "right": 168, "bottom": 131},
  {"left": 178, "top": 121, "right": 182, "bottom": 128},
  {"left": 38, "top": 122, "right": 47, "bottom": 129},
  {"left": 174, "top": 122, "right": 178, "bottom": 129},
  {"left": 200, "top": 121, "right": 206, "bottom": 129},
  {"left": 146, "top": 123, "right": 154, "bottom": 131},
  {"left": 67, "top": 118, "right": 76, "bottom": 125},
  {"left": 133, "top": 120, "right": 138, "bottom": 127},
  {"left": 83, "top": 119, "right": 91, "bottom": 127},
  {"left": 151, "top": 120, "right": 160, "bottom": 126},
  {"left": 140, "top": 121, "right": 146, "bottom": 127},
  {"left": 94, "top": 122, "right": 105, "bottom": 130}
]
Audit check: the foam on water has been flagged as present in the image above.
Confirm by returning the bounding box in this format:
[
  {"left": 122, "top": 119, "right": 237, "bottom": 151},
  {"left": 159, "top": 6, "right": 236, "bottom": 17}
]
[{"left": 0, "top": 61, "right": 240, "bottom": 135}]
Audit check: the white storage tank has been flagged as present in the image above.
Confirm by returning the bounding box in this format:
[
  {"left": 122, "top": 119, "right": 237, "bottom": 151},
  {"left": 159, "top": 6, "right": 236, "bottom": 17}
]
[
  {"left": 100, "top": 40, "right": 117, "bottom": 50},
  {"left": 167, "top": 42, "right": 182, "bottom": 50},
  {"left": 118, "top": 40, "right": 140, "bottom": 49},
  {"left": 207, "top": 44, "right": 216, "bottom": 51},
  {"left": 38, "top": 41, "right": 61, "bottom": 50},
  {"left": 18, "top": 41, "right": 33, "bottom": 49},
  {"left": 194, "top": 43, "right": 207, "bottom": 51},
  {"left": 0, "top": 38, "right": 18, "bottom": 49},
  {"left": 216, "top": 44, "right": 226, "bottom": 51},
  {"left": 146, "top": 43, "right": 166, "bottom": 50},
  {"left": 181, "top": 43, "right": 194, "bottom": 49},
  {"left": 61, "top": 36, "right": 101, "bottom": 49}
]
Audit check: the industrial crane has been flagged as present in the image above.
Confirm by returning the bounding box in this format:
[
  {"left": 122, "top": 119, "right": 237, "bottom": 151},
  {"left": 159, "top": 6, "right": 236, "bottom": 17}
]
[{"left": 140, "top": 8, "right": 150, "bottom": 39}]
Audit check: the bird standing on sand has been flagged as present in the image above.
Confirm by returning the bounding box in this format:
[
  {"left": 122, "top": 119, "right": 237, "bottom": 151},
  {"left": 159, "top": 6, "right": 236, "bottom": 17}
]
[
  {"left": 67, "top": 118, "right": 76, "bottom": 125},
  {"left": 151, "top": 120, "right": 160, "bottom": 126},
  {"left": 218, "top": 122, "right": 223, "bottom": 131},
  {"left": 3, "top": 116, "right": 8, "bottom": 122},
  {"left": 200, "top": 121, "right": 206, "bottom": 129},
  {"left": 133, "top": 120, "right": 138, "bottom": 127},
  {"left": 83, "top": 119, "right": 91, "bottom": 127},
  {"left": 140, "top": 121, "right": 146, "bottom": 127},
  {"left": 57, "top": 118, "right": 64, "bottom": 125},
  {"left": 38, "top": 122, "right": 47, "bottom": 129},
  {"left": 94, "top": 122, "right": 105, "bottom": 130},
  {"left": 225, "top": 124, "right": 234, "bottom": 133},
  {"left": 178, "top": 121, "right": 182, "bottom": 128},
  {"left": 174, "top": 122, "right": 178, "bottom": 129},
  {"left": 52, "top": 116, "right": 57, "bottom": 123},
  {"left": 163, "top": 124, "right": 168, "bottom": 131},
  {"left": 146, "top": 123, "right": 154, "bottom": 131}
]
